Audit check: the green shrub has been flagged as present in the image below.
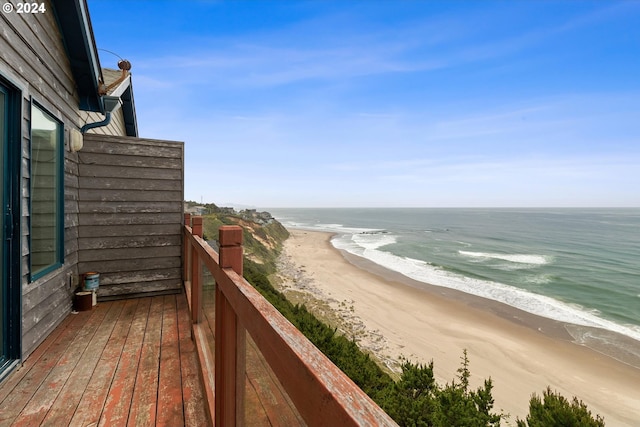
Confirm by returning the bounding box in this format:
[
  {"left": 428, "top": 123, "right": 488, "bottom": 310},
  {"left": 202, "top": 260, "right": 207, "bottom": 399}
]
[{"left": 517, "top": 387, "right": 605, "bottom": 427}]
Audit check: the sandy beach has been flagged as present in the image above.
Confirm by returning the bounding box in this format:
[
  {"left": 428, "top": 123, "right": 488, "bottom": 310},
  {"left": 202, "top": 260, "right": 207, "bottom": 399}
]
[{"left": 275, "top": 229, "right": 640, "bottom": 426}]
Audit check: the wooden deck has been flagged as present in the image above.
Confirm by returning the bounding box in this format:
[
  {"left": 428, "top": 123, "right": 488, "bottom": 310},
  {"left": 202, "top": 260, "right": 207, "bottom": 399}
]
[
  {"left": 0, "top": 289, "right": 305, "bottom": 427},
  {"left": 0, "top": 294, "right": 209, "bottom": 427},
  {"left": 1, "top": 218, "right": 394, "bottom": 427}
]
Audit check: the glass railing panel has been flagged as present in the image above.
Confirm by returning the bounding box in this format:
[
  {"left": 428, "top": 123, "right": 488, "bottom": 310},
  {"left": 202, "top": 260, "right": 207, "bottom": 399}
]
[
  {"left": 243, "top": 331, "right": 307, "bottom": 426},
  {"left": 201, "top": 259, "right": 216, "bottom": 355}
]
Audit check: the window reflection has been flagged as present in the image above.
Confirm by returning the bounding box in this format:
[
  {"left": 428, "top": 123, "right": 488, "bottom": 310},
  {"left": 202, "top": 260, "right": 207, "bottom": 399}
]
[{"left": 30, "top": 104, "right": 62, "bottom": 278}]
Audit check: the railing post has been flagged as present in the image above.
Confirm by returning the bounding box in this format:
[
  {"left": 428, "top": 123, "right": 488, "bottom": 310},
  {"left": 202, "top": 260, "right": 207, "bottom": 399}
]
[
  {"left": 218, "top": 226, "right": 243, "bottom": 275},
  {"left": 191, "top": 216, "right": 203, "bottom": 323},
  {"left": 216, "top": 226, "right": 246, "bottom": 426}
]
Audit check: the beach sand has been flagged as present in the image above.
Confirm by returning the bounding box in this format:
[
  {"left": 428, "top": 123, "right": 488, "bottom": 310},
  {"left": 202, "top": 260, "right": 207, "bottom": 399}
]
[{"left": 275, "top": 229, "right": 640, "bottom": 426}]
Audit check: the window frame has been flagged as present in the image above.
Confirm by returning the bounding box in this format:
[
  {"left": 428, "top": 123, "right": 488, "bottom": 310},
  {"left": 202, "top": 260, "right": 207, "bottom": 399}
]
[{"left": 28, "top": 100, "right": 64, "bottom": 282}]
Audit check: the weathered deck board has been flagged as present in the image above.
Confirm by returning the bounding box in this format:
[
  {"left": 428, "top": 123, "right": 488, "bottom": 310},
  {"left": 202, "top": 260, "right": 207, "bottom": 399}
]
[
  {"left": 176, "top": 289, "right": 210, "bottom": 426},
  {"left": 69, "top": 299, "right": 138, "bottom": 427},
  {"left": 156, "top": 295, "right": 184, "bottom": 426},
  {"left": 99, "top": 298, "right": 151, "bottom": 426},
  {"left": 10, "top": 305, "right": 110, "bottom": 426},
  {"left": 40, "top": 302, "right": 123, "bottom": 426},
  {"left": 0, "top": 312, "right": 86, "bottom": 425},
  {"left": 0, "top": 295, "right": 211, "bottom": 427},
  {"left": 127, "top": 297, "right": 163, "bottom": 426},
  {"left": 0, "top": 315, "right": 74, "bottom": 405},
  {"left": 0, "top": 290, "right": 304, "bottom": 427}
]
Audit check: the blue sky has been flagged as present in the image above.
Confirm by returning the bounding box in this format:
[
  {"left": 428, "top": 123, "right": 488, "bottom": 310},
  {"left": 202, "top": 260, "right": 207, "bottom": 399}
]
[{"left": 87, "top": 1, "right": 640, "bottom": 208}]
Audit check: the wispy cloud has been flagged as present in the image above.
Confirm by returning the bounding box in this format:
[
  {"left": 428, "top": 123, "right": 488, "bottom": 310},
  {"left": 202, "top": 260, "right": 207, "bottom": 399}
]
[
  {"left": 129, "top": 1, "right": 638, "bottom": 100},
  {"left": 88, "top": 0, "right": 640, "bottom": 207}
]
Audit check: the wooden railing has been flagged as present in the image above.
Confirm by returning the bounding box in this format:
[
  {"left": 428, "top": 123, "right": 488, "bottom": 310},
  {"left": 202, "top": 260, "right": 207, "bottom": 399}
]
[{"left": 183, "top": 214, "right": 398, "bottom": 427}]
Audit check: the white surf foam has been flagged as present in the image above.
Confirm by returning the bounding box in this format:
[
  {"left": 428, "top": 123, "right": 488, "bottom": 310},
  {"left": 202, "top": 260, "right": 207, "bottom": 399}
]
[
  {"left": 524, "top": 274, "right": 553, "bottom": 285},
  {"left": 280, "top": 220, "right": 381, "bottom": 235},
  {"left": 333, "top": 233, "right": 397, "bottom": 259},
  {"left": 333, "top": 234, "right": 640, "bottom": 343},
  {"left": 459, "top": 250, "right": 550, "bottom": 265}
]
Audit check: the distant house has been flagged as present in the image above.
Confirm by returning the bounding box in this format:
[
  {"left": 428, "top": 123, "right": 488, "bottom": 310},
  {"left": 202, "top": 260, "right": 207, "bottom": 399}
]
[
  {"left": 184, "top": 204, "right": 208, "bottom": 216},
  {"left": 1, "top": 0, "right": 183, "bottom": 381}
]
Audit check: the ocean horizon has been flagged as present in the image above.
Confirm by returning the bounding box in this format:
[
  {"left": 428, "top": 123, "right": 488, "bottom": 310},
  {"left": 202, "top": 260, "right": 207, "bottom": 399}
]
[{"left": 267, "top": 207, "right": 640, "bottom": 366}]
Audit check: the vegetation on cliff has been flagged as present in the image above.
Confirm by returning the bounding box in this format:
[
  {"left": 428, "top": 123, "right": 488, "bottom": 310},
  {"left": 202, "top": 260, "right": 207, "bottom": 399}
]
[
  {"left": 185, "top": 201, "right": 605, "bottom": 426},
  {"left": 185, "top": 201, "right": 289, "bottom": 273}
]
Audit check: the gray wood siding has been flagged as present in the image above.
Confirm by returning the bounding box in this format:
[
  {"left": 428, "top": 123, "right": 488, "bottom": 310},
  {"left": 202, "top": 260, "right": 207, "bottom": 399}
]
[
  {"left": 2, "top": 1, "right": 83, "bottom": 358},
  {"left": 78, "top": 134, "right": 184, "bottom": 300}
]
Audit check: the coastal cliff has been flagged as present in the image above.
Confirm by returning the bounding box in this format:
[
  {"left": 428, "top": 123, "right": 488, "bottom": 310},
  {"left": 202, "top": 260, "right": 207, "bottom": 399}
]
[{"left": 184, "top": 201, "right": 289, "bottom": 272}]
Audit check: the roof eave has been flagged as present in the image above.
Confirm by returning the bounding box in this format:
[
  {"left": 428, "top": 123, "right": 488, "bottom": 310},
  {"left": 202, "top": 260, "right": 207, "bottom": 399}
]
[
  {"left": 121, "top": 79, "right": 139, "bottom": 137},
  {"left": 51, "top": 0, "right": 104, "bottom": 113}
]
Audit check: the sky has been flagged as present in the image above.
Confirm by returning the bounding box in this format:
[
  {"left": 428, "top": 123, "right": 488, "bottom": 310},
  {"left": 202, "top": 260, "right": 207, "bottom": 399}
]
[{"left": 87, "top": 0, "right": 640, "bottom": 208}]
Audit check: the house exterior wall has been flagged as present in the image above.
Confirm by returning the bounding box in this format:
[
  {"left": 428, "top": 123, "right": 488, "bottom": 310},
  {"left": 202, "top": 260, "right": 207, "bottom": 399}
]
[
  {"left": 1, "top": 0, "right": 181, "bottom": 366},
  {"left": 1, "top": 1, "right": 83, "bottom": 358},
  {"left": 78, "top": 134, "right": 184, "bottom": 299}
]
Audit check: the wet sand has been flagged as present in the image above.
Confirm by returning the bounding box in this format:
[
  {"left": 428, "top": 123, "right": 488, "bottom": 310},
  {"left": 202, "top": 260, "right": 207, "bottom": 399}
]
[{"left": 275, "top": 229, "right": 640, "bottom": 426}]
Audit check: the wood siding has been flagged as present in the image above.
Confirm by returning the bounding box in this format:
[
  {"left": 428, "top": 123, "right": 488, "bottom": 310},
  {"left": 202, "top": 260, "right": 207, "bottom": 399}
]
[
  {"left": 1, "top": 0, "right": 82, "bottom": 358},
  {"left": 78, "top": 134, "right": 184, "bottom": 300}
]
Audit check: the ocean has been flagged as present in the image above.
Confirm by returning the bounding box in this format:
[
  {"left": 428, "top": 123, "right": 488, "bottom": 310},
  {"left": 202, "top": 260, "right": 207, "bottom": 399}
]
[{"left": 267, "top": 208, "right": 640, "bottom": 366}]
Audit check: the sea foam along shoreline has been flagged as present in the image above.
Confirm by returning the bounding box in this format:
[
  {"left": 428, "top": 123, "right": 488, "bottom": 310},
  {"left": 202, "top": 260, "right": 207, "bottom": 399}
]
[
  {"left": 276, "top": 228, "right": 640, "bottom": 426},
  {"left": 330, "top": 228, "right": 640, "bottom": 349}
]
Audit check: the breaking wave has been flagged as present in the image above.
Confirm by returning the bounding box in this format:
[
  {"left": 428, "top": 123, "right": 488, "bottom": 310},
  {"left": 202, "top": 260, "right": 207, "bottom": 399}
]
[{"left": 459, "top": 250, "right": 550, "bottom": 265}]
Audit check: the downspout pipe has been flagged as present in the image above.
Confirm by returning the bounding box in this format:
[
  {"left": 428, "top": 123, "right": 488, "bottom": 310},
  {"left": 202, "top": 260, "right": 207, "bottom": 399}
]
[
  {"left": 81, "top": 111, "right": 112, "bottom": 133},
  {"left": 80, "top": 95, "right": 121, "bottom": 134}
]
